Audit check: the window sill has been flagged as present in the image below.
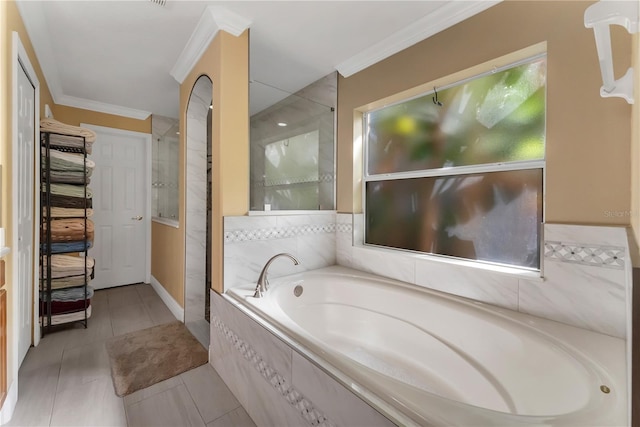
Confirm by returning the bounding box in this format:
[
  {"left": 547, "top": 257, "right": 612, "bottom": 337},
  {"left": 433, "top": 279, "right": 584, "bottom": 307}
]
[
  {"left": 248, "top": 210, "right": 336, "bottom": 216},
  {"left": 355, "top": 243, "right": 544, "bottom": 282}
]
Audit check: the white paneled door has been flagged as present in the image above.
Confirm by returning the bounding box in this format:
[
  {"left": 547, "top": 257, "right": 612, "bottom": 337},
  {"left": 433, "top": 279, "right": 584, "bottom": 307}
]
[
  {"left": 16, "top": 60, "right": 35, "bottom": 365},
  {"left": 86, "top": 125, "right": 150, "bottom": 289}
]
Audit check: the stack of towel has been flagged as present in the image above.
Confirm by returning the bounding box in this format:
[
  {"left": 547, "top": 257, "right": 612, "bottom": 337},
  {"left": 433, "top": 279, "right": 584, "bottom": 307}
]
[
  {"left": 41, "top": 148, "right": 95, "bottom": 185},
  {"left": 40, "top": 118, "right": 97, "bottom": 147},
  {"left": 41, "top": 254, "right": 95, "bottom": 279},
  {"left": 40, "top": 285, "right": 94, "bottom": 316},
  {"left": 40, "top": 119, "right": 97, "bottom": 326}
]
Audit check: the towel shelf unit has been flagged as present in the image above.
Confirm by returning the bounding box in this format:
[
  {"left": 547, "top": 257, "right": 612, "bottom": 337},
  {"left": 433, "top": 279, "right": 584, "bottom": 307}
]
[{"left": 39, "top": 130, "right": 93, "bottom": 335}]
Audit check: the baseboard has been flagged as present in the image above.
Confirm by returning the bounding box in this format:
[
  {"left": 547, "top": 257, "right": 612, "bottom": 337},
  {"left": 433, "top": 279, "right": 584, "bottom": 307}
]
[
  {"left": 0, "top": 380, "right": 17, "bottom": 425},
  {"left": 150, "top": 275, "right": 184, "bottom": 322}
]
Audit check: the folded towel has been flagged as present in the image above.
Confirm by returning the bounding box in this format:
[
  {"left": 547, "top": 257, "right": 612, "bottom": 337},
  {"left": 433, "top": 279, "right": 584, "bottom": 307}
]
[
  {"left": 46, "top": 133, "right": 93, "bottom": 154},
  {"left": 40, "top": 299, "right": 91, "bottom": 316},
  {"left": 43, "top": 148, "right": 95, "bottom": 169},
  {"left": 44, "top": 254, "right": 95, "bottom": 269},
  {"left": 45, "top": 183, "right": 93, "bottom": 199},
  {"left": 45, "top": 194, "right": 92, "bottom": 209},
  {"left": 41, "top": 305, "right": 92, "bottom": 326},
  {"left": 41, "top": 255, "right": 95, "bottom": 279},
  {"left": 41, "top": 219, "right": 94, "bottom": 242},
  {"left": 46, "top": 170, "right": 91, "bottom": 185},
  {"left": 40, "top": 240, "right": 93, "bottom": 254},
  {"left": 41, "top": 149, "right": 95, "bottom": 176},
  {"left": 40, "top": 118, "right": 97, "bottom": 143},
  {"left": 42, "top": 274, "right": 91, "bottom": 289},
  {"left": 40, "top": 267, "right": 93, "bottom": 280},
  {"left": 43, "top": 207, "right": 94, "bottom": 218},
  {"left": 41, "top": 286, "right": 94, "bottom": 302}
]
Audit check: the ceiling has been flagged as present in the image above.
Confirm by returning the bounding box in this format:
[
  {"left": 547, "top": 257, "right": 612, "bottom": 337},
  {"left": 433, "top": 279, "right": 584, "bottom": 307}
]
[{"left": 16, "top": 1, "right": 500, "bottom": 120}]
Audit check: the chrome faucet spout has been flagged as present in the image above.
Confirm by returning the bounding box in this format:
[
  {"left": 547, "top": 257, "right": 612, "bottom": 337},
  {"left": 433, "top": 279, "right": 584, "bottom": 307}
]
[{"left": 253, "top": 253, "right": 300, "bottom": 298}]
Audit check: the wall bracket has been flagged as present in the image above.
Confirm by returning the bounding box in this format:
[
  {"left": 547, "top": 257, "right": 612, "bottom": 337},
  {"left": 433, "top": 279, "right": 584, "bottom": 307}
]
[{"left": 584, "top": 0, "right": 639, "bottom": 104}]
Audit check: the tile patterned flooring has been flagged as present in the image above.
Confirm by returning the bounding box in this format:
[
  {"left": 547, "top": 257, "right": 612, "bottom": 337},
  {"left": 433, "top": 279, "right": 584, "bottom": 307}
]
[{"left": 7, "top": 284, "right": 256, "bottom": 427}]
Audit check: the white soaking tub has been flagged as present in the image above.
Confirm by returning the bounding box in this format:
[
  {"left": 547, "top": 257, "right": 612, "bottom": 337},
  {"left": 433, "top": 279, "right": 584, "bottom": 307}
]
[{"left": 226, "top": 266, "right": 627, "bottom": 426}]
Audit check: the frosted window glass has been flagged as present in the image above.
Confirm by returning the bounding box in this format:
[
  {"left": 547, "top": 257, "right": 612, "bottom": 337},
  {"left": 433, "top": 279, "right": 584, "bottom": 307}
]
[
  {"left": 365, "top": 169, "right": 542, "bottom": 269},
  {"left": 366, "top": 59, "right": 546, "bottom": 175}
]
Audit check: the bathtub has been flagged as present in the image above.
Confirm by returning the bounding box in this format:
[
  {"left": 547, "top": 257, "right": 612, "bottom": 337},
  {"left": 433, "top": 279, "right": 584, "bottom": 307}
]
[{"left": 226, "top": 265, "right": 627, "bottom": 426}]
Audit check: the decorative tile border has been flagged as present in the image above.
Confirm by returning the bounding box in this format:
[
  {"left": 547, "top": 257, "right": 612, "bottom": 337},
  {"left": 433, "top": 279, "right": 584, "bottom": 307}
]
[
  {"left": 212, "top": 316, "right": 336, "bottom": 427},
  {"left": 336, "top": 223, "right": 352, "bottom": 233},
  {"left": 544, "top": 241, "right": 625, "bottom": 270},
  {"left": 225, "top": 223, "right": 336, "bottom": 243}
]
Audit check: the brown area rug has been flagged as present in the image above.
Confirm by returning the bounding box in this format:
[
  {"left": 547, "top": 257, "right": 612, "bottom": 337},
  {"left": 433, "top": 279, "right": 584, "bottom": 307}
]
[{"left": 106, "top": 321, "right": 208, "bottom": 396}]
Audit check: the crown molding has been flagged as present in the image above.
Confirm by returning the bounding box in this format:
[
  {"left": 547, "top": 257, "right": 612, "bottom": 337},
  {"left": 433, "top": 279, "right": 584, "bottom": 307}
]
[
  {"left": 210, "top": 6, "right": 253, "bottom": 37},
  {"left": 170, "top": 5, "right": 251, "bottom": 84},
  {"left": 57, "top": 94, "right": 151, "bottom": 120},
  {"left": 336, "top": 0, "right": 502, "bottom": 78},
  {"left": 15, "top": 1, "right": 64, "bottom": 101}
]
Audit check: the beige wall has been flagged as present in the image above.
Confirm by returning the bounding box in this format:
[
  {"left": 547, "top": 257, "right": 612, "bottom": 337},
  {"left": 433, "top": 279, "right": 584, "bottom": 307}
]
[
  {"left": 152, "top": 29, "right": 249, "bottom": 302},
  {"left": 54, "top": 104, "right": 151, "bottom": 134},
  {"left": 337, "top": 0, "right": 632, "bottom": 228},
  {"left": 631, "top": 33, "right": 640, "bottom": 265}
]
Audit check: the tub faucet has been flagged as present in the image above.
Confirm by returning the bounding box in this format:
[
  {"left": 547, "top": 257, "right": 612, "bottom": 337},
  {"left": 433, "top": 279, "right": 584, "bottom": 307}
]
[{"left": 253, "top": 253, "right": 300, "bottom": 298}]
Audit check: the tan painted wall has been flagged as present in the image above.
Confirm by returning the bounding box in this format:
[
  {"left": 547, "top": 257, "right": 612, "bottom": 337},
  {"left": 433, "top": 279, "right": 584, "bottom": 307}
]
[
  {"left": 337, "top": 0, "right": 632, "bottom": 228},
  {"left": 54, "top": 104, "right": 151, "bottom": 134},
  {"left": 631, "top": 33, "right": 640, "bottom": 266},
  {"left": 152, "top": 29, "right": 249, "bottom": 302},
  {"left": 1, "top": 0, "right": 57, "bottom": 396}
]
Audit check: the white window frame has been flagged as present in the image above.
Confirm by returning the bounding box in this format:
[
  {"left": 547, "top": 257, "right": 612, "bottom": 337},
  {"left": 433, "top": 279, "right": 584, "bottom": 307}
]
[{"left": 362, "top": 54, "right": 547, "bottom": 271}]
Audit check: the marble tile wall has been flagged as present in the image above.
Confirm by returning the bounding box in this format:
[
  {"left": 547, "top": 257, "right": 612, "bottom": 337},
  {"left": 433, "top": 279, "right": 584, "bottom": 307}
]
[
  {"left": 223, "top": 213, "right": 336, "bottom": 291},
  {"left": 224, "top": 213, "right": 630, "bottom": 337},
  {"left": 185, "top": 77, "right": 211, "bottom": 326},
  {"left": 209, "top": 290, "right": 394, "bottom": 427},
  {"left": 519, "top": 224, "right": 630, "bottom": 338},
  {"left": 336, "top": 214, "right": 631, "bottom": 339}
]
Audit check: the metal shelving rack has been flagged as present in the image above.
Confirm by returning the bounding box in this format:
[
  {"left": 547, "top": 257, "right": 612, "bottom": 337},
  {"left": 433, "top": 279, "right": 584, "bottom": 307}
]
[{"left": 39, "top": 131, "right": 91, "bottom": 335}]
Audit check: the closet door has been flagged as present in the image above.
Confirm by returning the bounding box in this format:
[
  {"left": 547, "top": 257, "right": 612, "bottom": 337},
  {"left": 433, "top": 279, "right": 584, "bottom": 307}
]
[
  {"left": 16, "top": 60, "right": 35, "bottom": 365},
  {"left": 86, "top": 125, "right": 150, "bottom": 289}
]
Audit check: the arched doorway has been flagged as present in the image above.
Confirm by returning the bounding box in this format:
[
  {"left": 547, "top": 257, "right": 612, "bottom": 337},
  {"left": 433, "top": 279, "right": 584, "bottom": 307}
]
[{"left": 185, "top": 75, "right": 212, "bottom": 347}]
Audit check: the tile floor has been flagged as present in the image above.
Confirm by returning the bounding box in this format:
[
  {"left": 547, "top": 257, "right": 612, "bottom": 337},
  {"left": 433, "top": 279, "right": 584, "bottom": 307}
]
[{"left": 7, "top": 283, "right": 256, "bottom": 427}]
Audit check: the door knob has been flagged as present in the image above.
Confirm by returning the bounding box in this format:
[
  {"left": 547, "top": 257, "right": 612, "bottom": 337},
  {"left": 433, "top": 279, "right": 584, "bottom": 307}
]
[{"left": 131, "top": 216, "right": 143, "bottom": 221}]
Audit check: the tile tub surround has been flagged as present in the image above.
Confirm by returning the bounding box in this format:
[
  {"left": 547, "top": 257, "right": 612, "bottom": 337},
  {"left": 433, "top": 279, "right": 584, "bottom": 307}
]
[
  {"left": 209, "top": 289, "right": 395, "bottom": 427},
  {"left": 219, "top": 214, "right": 632, "bottom": 423},
  {"left": 225, "top": 213, "right": 630, "bottom": 337},
  {"left": 336, "top": 214, "right": 631, "bottom": 339},
  {"left": 223, "top": 213, "right": 337, "bottom": 291}
]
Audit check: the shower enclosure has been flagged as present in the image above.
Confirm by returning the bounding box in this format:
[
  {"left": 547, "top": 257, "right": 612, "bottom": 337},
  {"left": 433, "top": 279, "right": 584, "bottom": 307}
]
[
  {"left": 250, "top": 73, "right": 336, "bottom": 211},
  {"left": 152, "top": 116, "right": 179, "bottom": 223}
]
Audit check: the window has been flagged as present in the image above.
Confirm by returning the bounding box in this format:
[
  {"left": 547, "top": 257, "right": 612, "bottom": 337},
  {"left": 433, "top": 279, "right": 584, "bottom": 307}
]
[{"left": 364, "top": 56, "right": 546, "bottom": 270}]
